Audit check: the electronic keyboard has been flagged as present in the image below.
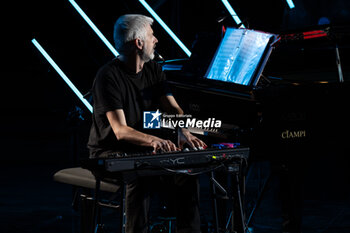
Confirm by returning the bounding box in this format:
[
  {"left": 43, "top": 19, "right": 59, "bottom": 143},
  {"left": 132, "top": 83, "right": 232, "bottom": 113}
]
[{"left": 83, "top": 147, "right": 249, "bottom": 173}]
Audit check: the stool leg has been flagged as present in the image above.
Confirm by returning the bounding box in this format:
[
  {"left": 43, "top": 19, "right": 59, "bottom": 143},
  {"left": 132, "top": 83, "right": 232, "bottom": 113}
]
[
  {"left": 121, "top": 183, "right": 126, "bottom": 233},
  {"left": 92, "top": 178, "right": 101, "bottom": 233},
  {"left": 80, "top": 195, "right": 95, "bottom": 233}
]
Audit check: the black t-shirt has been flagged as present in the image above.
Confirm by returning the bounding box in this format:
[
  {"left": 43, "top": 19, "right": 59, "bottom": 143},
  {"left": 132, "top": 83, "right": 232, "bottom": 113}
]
[{"left": 87, "top": 59, "right": 171, "bottom": 157}]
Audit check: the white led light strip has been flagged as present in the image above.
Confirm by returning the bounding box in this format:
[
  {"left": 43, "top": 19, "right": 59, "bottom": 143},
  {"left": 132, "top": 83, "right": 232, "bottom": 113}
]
[
  {"left": 32, "top": 39, "right": 93, "bottom": 113},
  {"left": 139, "top": 0, "right": 192, "bottom": 57},
  {"left": 221, "top": 0, "right": 245, "bottom": 28},
  {"left": 68, "top": 0, "right": 119, "bottom": 57},
  {"left": 286, "top": 0, "right": 295, "bottom": 9}
]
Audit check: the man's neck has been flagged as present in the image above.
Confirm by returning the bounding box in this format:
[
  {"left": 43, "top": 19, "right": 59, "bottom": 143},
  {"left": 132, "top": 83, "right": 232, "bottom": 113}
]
[{"left": 119, "top": 54, "right": 145, "bottom": 74}]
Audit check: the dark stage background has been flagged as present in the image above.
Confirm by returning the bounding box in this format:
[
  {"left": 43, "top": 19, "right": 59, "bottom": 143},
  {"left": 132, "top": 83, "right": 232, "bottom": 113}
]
[{"left": 2, "top": 0, "right": 350, "bottom": 232}]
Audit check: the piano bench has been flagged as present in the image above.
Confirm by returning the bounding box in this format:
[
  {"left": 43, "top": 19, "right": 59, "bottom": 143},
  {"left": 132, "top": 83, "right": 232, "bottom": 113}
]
[
  {"left": 53, "top": 167, "right": 123, "bottom": 233},
  {"left": 53, "top": 167, "right": 119, "bottom": 192}
]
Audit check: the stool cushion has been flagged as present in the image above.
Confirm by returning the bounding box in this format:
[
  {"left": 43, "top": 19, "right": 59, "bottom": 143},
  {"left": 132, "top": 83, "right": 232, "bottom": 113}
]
[{"left": 53, "top": 167, "right": 119, "bottom": 193}]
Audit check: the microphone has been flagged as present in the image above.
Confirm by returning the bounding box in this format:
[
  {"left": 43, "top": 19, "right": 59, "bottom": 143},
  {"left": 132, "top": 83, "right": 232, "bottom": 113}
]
[
  {"left": 154, "top": 50, "right": 165, "bottom": 62},
  {"left": 217, "top": 15, "right": 228, "bottom": 23}
]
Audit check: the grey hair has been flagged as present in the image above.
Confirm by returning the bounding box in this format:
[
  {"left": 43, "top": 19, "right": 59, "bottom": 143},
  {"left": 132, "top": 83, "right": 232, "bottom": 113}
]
[{"left": 113, "top": 14, "right": 154, "bottom": 54}]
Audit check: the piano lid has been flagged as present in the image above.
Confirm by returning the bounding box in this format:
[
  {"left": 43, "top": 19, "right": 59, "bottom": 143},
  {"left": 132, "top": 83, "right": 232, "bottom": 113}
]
[{"left": 263, "top": 25, "right": 350, "bottom": 83}]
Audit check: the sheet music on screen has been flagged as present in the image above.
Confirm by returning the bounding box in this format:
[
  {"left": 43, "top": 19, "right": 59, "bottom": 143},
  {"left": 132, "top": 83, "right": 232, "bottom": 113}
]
[{"left": 205, "top": 28, "right": 274, "bottom": 86}]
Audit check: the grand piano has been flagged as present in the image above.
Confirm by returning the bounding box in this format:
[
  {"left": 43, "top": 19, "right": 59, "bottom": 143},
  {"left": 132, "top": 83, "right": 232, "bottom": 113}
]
[
  {"left": 163, "top": 25, "right": 350, "bottom": 160},
  {"left": 162, "top": 25, "right": 350, "bottom": 232}
]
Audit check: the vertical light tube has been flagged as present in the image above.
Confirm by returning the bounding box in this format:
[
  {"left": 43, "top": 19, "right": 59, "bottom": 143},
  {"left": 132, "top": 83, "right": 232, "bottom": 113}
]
[
  {"left": 221, "top": 0, "right": 245, "bottom": 28},
  {"left": 31, "top": 39, "right": 93, "bottom": 113},
  {"left": 139, "top": 0, "right": 192, "bottom": 57},
  {"left": 68, "top": 0, "right": 119, "bottom": 57},
  {"left": 286, "top": 0, "right": 295, "bottom": 9}
]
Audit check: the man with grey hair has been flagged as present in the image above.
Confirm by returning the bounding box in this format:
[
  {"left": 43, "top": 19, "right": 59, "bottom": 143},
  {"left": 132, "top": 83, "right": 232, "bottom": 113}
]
[
  {"left": 114, "top": 14, "right": 155, "bottom": 61},
  {"left": 88, "top": 14, "right": 205, "bottom": 233}
]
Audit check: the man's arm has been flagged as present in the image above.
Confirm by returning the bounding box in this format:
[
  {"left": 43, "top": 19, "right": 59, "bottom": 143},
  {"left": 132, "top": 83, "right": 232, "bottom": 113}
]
[
  {"left": 160, "top": 95, "right": 207, "bottom": 149},
  {"left": 160, "top": 95, "right": 184, "bottom": 115},
  {"left": 106, "top": 109, "right": 177, "bottom": 152}
]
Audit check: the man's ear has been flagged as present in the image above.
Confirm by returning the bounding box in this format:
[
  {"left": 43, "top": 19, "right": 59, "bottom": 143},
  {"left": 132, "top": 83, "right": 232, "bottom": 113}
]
[{"left": 136, "top": 38, "right": 143, "bottom": 49}]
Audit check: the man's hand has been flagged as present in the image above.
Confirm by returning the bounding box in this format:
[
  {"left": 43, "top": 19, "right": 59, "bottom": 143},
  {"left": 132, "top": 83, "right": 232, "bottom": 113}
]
[
  {"left": 150, "top": 136, "right": 178, "bottom": 153},
  {"left": 107, "top": 110, "right": 178, "bottom": 153},
  {"left": 177, "top": 128, "right": 207, "bottom": 150}
]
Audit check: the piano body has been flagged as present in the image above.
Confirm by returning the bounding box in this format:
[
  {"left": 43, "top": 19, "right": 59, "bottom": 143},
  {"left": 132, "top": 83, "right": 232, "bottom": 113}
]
[
  {"left": 163, "top": 25, "right": 350, "bottom": 231},
  {"left": 164, "top": 25, "right": 350, "bottom": 161}
]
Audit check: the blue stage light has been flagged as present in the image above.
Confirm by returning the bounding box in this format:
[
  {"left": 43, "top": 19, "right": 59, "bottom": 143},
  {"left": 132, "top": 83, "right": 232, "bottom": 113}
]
[
  {"left": 286, "top": 0, "right": 295, "bottom": 9},
  {"left": 68, "top": 0, "right": 119, "bottom": 57},
  {"left": 221, "top": 0, "right": 245, "bottom": 28},
  {"left": 139, "top": 0, "right": 191, "bottom": 57},
  {"left": 31, "top": 39, "right": 93, "bottom": 113}
]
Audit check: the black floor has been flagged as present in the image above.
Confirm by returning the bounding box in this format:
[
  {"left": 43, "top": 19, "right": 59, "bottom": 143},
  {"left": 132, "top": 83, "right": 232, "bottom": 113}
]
[{"left": 2, "top": 160, "right": 350, "bottom": 233}]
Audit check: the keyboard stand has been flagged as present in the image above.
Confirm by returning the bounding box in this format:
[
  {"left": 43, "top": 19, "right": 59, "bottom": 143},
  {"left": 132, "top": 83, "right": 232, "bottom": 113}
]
[
  {"left": 86, "top": 155, "right": 248, "bottom": 233},
  {"left": 210, "top": 163, "right": 247, "bottom": 233}
]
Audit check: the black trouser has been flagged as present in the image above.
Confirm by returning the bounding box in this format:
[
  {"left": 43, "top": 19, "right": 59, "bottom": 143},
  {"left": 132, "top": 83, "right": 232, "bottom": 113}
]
[{"left": 125, "top": 175, "right": 201, "bottom": 233}]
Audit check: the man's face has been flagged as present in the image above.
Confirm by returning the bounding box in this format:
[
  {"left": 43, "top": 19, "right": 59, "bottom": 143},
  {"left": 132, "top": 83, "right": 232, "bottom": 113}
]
[{"left": 140, "top": 24, "right": 158, "bottom": 62}]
